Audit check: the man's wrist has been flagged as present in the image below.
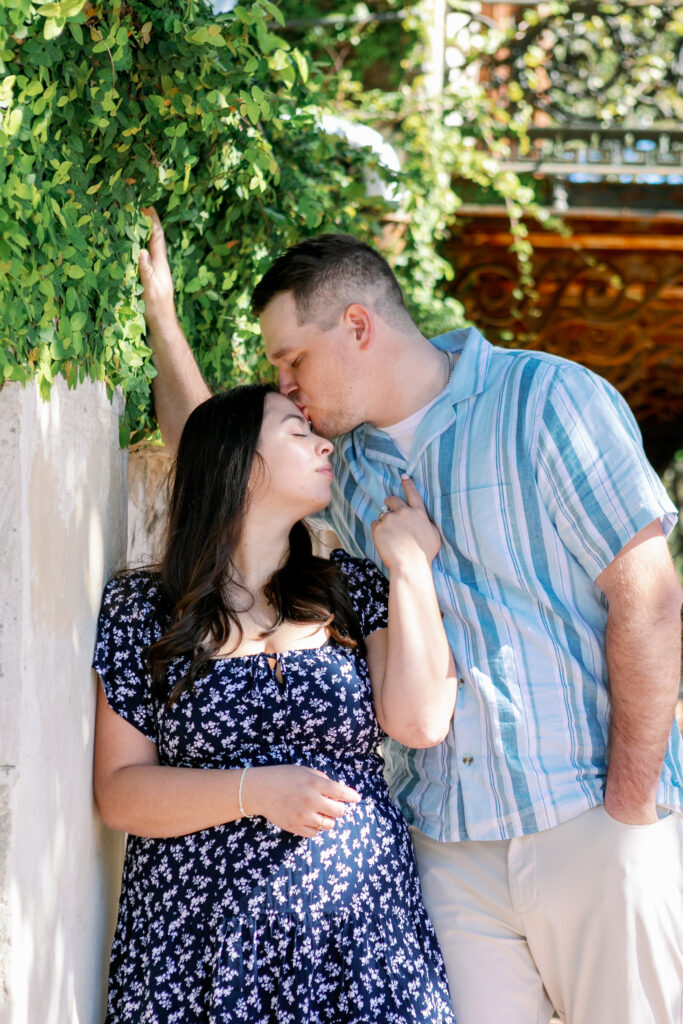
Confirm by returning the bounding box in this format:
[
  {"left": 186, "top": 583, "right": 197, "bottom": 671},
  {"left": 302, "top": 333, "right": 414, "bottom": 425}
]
[{"left": 603, "top": 785, "right": 658, "bottom": 824}]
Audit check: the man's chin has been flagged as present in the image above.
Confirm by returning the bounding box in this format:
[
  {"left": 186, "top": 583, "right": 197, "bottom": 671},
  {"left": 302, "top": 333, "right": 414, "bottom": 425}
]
[{"left": 309, "top": 412, "right": 352, "bottom": 441}]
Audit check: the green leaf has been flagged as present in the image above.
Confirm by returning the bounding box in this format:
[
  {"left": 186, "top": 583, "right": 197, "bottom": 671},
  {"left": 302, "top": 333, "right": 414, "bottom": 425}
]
[
  {"left": 291, "top": 48, "right": 308, "bottom": 83},
  {"left": 5, "top": 107, "right": 23, "bottom": 135},
  {"left": 36, "top": 3, "right": 64, "bottom": 17},
  {"left": 261, "top": 1, "right": 285, "bottom": 27},
  {"left": 118, "top": 417, "right": 131, "bottom": 448},
  {"left": 43, "top": 17, "right": 65, "bottom": 40},
  {"left": 185, "top": 26, "right": 210, "bottom": 45},
  {"left": 244, "top": 100, "right": 260, "bottom": 125}
]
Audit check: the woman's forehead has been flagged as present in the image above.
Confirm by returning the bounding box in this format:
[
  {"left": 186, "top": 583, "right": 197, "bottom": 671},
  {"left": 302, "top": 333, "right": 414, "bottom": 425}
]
[{"left": 263, "top": 391, "right": 304, "bottom": 421}]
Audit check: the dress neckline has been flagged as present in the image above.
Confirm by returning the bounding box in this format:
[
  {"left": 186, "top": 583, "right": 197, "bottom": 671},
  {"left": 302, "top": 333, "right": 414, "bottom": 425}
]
[{"left": 208, "top": 637, "right": 336, "bottom": 662}]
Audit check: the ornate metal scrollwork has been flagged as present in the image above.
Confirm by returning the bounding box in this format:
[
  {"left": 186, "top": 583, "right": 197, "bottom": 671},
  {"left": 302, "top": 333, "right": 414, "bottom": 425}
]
[
  {"left": 480, "top": 0, "right": 683, "bottom": 126},
  {"left": 447, "top": 234, "right": 683, "bottom": 465}
]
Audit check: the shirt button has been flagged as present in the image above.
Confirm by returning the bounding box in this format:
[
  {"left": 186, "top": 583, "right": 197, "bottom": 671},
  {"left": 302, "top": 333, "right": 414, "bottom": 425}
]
[
  {"left": 458, "top": 677, "right": 465, "bottom": 686},
  {"left": 462, "top": 756, "right": 474, "bottom": 765}
]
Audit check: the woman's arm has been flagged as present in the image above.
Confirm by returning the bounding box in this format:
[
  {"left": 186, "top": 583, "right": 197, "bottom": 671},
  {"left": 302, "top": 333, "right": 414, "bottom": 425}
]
[
  {"left": 93, "top": 683, "right": 360, "bottom": 839},
  {"left": 365, "top": 477, "right": 457, "bottom": 748},
  {"left": 139, "top": 207, "right": 211, "bottom": 453}
]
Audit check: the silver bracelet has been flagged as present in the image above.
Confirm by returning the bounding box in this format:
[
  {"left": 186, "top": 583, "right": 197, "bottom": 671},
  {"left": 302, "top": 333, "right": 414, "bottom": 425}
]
[{"left": 238, "top": 765, "right": 253, "bottom": 818}]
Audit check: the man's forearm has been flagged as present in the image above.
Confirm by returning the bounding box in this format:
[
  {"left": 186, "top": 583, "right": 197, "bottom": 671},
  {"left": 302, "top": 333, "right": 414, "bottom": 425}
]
[
  {"left": 148, "top": 317, "right": 211, "bottom": 453},
  {"left": 604, "top": 591, "right": 682, "bottom": 823}
]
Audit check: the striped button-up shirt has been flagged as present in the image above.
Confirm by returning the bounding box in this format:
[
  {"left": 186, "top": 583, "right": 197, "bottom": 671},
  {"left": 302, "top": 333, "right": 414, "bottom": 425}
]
[{"left": 316, "top": 327, "right": 682, "bottom": 841}]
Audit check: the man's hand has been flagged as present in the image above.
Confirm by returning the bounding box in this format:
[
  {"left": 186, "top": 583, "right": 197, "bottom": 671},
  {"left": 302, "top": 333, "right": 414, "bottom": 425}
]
[{"left": 139, "top": 206, "right": 177, "bottom": 333}]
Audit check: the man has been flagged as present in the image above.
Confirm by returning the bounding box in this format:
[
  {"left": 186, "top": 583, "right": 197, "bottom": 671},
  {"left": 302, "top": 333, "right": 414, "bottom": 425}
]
[{"left": 138, "top": 209, "right": 683, "bottom": 1024}]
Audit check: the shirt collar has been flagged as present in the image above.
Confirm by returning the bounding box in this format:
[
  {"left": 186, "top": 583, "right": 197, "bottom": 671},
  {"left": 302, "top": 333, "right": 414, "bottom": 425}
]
[
  {"left": 430, "top": 326, "right": 491, "bottom": 404},
  {"left": 340, "top": 326, "right": 492, "bottom": 468}
]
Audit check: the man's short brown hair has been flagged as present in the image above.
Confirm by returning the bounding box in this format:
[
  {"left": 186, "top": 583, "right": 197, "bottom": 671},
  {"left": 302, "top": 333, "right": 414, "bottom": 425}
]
[{"left": 250, "top": 233, "right": 412, "bottom": 330}]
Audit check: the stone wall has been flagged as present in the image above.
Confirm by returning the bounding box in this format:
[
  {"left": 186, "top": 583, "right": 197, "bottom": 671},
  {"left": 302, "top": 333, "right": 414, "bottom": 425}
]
[
  {"left": 0, "top": 378, "right": 127, "bottom": 1024},
  {"left": 127, "top": 446, "right": 171, "bottom": 568}
]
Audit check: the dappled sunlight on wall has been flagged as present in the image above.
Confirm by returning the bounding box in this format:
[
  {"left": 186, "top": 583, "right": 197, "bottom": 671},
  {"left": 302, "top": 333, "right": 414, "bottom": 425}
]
[{"left": 0, "top": 377, "right": 128, "bottom": 1023}]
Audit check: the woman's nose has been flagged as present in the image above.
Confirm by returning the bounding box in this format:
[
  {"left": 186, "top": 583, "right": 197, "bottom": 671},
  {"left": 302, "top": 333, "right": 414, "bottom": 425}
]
[{"left": 317, "top": 436, "right": 333, "bottom": 455}]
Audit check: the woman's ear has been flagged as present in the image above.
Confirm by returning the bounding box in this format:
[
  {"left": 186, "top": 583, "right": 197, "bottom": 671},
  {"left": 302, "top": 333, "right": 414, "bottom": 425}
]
[{"left": 245, "top": 450, "right": 268, "bottom": 502}]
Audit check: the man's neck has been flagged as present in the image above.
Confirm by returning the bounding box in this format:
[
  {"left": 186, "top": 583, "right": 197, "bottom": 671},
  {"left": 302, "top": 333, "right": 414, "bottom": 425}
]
[{"left": 371, "top": 336, "right": 457, "bottom": 429}]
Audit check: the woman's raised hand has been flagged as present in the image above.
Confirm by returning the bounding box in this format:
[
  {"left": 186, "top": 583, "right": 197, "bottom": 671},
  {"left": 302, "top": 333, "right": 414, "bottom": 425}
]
[
  {"left": 139, "top": 206, "right": 177, "bottom": 332},
  {"left": 371, "top": 476, "right": 441, "bottom": 571},
  {"left": 242, "top": 765, "right": 361, "bottom": 838}
]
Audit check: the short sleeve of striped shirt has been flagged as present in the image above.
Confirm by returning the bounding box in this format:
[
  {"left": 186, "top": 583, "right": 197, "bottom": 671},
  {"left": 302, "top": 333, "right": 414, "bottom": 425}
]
[{"left": 533, "top": 364, "right": 677, "bottom": 580}]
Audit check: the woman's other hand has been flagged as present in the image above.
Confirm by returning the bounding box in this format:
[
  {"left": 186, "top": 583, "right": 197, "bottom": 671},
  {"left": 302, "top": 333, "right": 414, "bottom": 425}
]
[
  {"left": 371, "top": 476, "right": 441, "bottom": 571},
  {"left": 242, "top": 765, "right": 361, "bottom": 838}
]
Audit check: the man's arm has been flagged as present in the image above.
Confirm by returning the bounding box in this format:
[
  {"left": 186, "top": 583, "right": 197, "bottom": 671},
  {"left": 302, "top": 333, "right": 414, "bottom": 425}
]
[
  {"left": 596, "top": 519, "right": 683, "bottom": 825},
  {"left": 139, "top": 207, "right": 211, "bottom": 453}
]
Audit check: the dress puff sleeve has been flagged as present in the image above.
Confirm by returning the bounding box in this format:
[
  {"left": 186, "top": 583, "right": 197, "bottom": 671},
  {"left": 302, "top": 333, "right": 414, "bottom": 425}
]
[
  {"left": 330, "top": 549, "right": 389, "bottom": 639},
  {"left": 92, "top": 571, "right": 166, "bottom": 744}
]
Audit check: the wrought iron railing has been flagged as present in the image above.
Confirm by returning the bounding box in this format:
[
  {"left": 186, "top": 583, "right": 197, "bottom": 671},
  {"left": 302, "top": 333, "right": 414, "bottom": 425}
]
[{"left": 503, "top": 125, "right": 683, "bottom": 182}]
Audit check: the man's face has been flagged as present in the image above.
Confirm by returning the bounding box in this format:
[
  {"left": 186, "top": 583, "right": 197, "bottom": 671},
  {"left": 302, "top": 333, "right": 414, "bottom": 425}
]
[{"left": 261, "top": 291, "right": 366, "bottom": 439}]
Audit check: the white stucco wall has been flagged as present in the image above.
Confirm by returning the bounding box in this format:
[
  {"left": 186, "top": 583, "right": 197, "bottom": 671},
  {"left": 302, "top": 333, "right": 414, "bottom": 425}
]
[{"left": 0, "top": 377, "right": 127, "bottom": 1024}]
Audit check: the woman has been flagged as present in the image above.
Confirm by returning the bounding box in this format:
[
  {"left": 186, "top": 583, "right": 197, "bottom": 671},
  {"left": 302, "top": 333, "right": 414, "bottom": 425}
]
[{"left": 93, "top": 384, "right": 457, "bottom": 1023}]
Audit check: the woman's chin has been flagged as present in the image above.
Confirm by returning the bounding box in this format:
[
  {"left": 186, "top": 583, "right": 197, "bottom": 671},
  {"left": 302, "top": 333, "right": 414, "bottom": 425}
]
[{"left": 303, "top": 491, "right": 332, "bottom": 517}]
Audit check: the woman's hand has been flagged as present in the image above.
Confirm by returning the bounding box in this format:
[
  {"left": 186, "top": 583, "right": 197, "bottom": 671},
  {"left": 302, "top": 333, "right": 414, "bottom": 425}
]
[
  {"left": 371, "top": 476, "right": 441, "bottom": 571},
  {"left": 136, "top": 206, "right": 211, "bottom": 453},
  {"left": 139, "top": 206, "right": 177, "bottom": 332},
  {"left": 94, "top": 686, "right": 360, "bottom": 839},
  {"left": 242, "top": 765, "right": 361, "bottom": 838}
]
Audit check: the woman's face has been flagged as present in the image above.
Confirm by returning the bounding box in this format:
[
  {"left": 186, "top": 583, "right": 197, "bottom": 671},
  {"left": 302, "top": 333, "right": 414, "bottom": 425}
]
[{"left": 251, "top": 393, "right": 334, "bottom": 518}]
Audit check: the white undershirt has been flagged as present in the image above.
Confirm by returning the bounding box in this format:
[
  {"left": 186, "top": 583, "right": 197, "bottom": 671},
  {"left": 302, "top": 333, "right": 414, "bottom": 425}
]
[{"left": 381, "top": 388, "right": 445, "bottom": 460}]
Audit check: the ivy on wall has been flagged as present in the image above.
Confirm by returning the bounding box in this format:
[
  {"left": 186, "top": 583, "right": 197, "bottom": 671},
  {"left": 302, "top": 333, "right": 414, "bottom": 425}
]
[
  {"left": 0, "top": 0, "right": 395, "bottom": 443},
  {"left": 3, "top": 1, "right": 616, "bottom": 444},
  {"left": 274, "top": 0, "right": 565, "bottom": 337}
]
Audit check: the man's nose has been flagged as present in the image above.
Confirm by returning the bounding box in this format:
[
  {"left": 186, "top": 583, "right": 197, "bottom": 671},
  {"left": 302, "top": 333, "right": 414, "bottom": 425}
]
[{"left": 278, "top": 368, "right": 297, "bottom": 396}]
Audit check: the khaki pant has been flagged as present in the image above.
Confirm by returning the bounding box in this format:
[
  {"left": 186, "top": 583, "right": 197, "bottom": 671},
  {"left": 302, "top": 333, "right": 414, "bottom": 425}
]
[{"left": 411, "top": 805, "right": 683, "bottom": 1024}]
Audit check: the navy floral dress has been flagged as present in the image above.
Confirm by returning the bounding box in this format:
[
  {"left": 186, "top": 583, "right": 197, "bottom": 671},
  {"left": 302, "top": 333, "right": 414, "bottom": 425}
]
[{"left": 93, "top": 550, "right": 455, "bottom": 1024}]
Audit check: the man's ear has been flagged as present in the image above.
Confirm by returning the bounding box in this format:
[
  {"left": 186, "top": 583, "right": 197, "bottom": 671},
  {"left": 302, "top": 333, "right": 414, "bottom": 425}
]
[{"left": 343, "top": 303, "right": 373, "bottom": 350}]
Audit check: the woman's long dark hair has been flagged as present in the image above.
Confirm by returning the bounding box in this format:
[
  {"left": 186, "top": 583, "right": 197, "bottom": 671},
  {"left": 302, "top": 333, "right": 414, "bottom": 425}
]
[{"left": 147, "top": 384, "right": 363, "bottom": 705}]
